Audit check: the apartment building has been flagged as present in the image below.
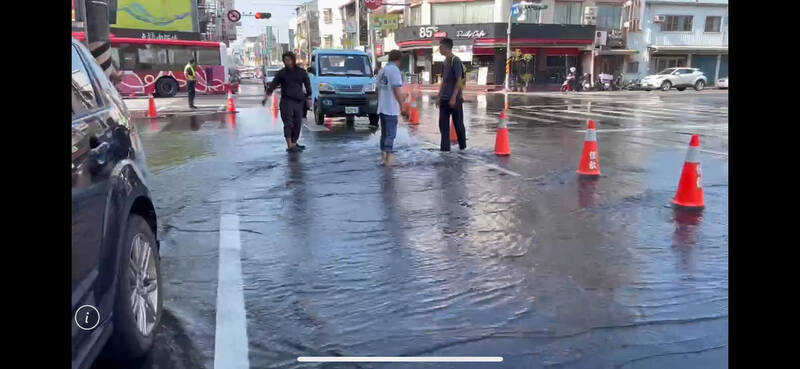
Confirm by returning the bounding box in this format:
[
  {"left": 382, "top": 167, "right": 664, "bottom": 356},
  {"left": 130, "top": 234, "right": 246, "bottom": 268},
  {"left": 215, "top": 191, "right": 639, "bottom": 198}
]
[
  {"left": 624, "top": 0, "right": 728, "bottom": 83},
  {"left": 296, "top": 0, "right": 321, "bottom": 65}
]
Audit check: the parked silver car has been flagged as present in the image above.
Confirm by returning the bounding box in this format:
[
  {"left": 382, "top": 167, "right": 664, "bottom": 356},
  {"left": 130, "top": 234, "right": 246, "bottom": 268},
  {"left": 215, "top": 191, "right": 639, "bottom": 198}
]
[
  {"left": 716, "top": 76, "right": 728, "bottom": 89},
  {"left": 640, "top": 68, "right": 707, "bottom": 91}
]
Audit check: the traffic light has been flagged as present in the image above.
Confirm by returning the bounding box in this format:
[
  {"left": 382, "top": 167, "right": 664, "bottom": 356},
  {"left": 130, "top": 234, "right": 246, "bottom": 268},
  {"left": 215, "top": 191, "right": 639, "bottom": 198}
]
[{"left": 254, "top": 12, "right": 271, "bottom": 19}]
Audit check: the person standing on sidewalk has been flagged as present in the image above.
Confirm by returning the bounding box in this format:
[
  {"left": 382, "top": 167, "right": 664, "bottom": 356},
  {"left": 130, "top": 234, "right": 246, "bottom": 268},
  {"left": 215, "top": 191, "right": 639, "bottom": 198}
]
[
  {"left": 376, "top": 50, "right": 407, "bottom": 166},
  {"left": 184, "top": 58, "right": 198, "bottom": 109},
  {"left": 266, "top": 52, "right": 312, "bottom": 153},
  {"left": 437, "top": 38, "right": 466, "bottom": 151}
]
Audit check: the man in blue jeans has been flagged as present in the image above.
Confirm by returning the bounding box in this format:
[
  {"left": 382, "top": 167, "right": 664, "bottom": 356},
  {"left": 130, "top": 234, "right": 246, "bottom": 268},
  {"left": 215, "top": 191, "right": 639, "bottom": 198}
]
[{"left": 376, "top": 50, "right": 407, "bottom": 166}]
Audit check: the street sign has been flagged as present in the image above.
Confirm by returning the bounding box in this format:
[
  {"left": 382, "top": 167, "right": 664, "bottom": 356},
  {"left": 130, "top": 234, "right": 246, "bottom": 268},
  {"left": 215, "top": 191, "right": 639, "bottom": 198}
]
[
  {"left": 511, "top": 4, "right": 520, "bottom": 15},
  {"left": 227, "top": 10, "right": 241, "bottom": 22},
  {"left": 364, "top": 0, "right": 382, "bottom": 11}
]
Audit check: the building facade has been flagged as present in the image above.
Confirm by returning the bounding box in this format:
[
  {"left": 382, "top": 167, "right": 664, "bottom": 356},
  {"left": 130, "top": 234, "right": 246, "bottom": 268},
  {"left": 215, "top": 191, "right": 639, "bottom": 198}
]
[
  {"left": 624, "top": 0, "right": 728, "bottom": 83},
  {"left": 396, "top": 0, "right": 598, "bottom": 87},
  {"left": 296, "top": 0, "right": 322, "bottom": 65}
]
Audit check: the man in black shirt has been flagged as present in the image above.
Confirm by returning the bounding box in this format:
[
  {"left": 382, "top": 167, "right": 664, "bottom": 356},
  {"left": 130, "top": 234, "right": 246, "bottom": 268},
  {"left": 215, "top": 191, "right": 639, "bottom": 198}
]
[
  {"left": 438, "top": 38, "right": 466, "bottom": 151},
  {"left": 266, "top": 52, "right": 312, "bottom": 153}
]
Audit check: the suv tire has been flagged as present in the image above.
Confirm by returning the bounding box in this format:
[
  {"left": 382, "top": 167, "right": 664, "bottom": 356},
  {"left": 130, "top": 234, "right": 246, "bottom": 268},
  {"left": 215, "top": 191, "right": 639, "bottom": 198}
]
[
  {"left": 661, "top": 81, "right": 672, "bottom": 91},
  {"left": 694, "top": 80, "right": 705, "bottom": 91},
  {"left": 107, "top": 214, "right": 162, "bottom": 359}
]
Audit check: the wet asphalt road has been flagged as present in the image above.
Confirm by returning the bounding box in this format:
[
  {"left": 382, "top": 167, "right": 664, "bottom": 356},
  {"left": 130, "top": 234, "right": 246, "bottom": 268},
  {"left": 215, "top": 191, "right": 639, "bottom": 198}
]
[{"left": 93, "top": 81, "right": 728, "bottom": 369}]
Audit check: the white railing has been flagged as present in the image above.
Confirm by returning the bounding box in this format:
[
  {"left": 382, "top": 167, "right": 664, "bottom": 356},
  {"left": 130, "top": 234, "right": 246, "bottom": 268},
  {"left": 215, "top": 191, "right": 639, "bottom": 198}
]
[{"left": 649, "top": 31, "right": 727, "bottom": 46}]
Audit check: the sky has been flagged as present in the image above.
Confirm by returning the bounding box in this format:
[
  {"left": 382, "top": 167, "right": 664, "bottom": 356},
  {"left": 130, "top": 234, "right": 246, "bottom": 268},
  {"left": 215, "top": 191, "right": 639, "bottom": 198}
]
[{"left": 233, "top": 0, "right": 305, "bottom": 46}]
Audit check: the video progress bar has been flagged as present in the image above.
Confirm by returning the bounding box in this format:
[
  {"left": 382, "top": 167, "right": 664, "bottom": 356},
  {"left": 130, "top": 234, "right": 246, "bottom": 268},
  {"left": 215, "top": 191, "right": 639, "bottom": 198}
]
[{"left": 297, "top": 356, "right": 503, "bottom": 363}]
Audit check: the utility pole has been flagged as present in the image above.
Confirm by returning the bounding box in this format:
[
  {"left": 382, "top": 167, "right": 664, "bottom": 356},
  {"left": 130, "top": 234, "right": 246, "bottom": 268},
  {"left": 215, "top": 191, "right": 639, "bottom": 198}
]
[{"left": 84, "top": 0, "right": 114, "bottom": 78}]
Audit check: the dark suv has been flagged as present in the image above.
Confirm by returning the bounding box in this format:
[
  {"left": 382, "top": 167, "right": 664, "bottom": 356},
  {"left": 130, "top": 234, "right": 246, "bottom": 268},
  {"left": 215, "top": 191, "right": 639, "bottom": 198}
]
[{"left": 72, "top": 38, "right": 162, "bottom": 369}]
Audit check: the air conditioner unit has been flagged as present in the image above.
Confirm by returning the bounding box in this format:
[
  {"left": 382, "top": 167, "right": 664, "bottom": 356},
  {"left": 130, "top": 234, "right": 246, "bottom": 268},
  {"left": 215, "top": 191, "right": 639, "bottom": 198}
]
[
  {"left": 653, "top": 15, "right": 666, "bottom": 23},
  {"left": 594, "top": 30, "right": 607, "bottom": 47},
  {"left": 584, "top": 6, "right": 598, "bottom": 25}
]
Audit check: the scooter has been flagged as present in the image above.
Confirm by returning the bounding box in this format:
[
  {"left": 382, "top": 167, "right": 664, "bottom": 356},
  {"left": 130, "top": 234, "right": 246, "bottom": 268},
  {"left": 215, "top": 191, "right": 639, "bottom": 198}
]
[
  {"left": 579, "top": 73, "right": 592, "bottom": 92},
  {"left": 561, "top": 75, "right": 576, "bottom": 92},
  {"left": 597, "top": 73, "right": 614, "bottom": 91}
]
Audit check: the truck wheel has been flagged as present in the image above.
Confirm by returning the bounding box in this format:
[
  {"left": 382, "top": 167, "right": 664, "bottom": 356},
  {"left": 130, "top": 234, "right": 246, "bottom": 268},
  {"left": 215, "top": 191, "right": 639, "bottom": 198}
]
[
  {"left": 346, "top": 115, "right": 355, "bottom": 127},
  {"left": 315, "top": 102, "right": 324, "bottom": 125},
  {"left": 368, "top": 114, "right": 379, "bottom": 127}
]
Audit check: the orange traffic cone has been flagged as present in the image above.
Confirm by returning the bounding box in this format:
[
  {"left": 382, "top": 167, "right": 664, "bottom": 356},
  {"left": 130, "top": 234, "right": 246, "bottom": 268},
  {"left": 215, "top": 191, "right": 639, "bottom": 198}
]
[
  {"left": 672, "top": 135, "right": 704, "bottom": 209},
  {"left": 129, "top": 92, "right": 135, "bottom": 99},
  {"left": 225, "top": 90, "right": 237, "bottom": 113},
  {"left": 146, "top": 94, "right": 159, "bottom": 118},
  {"left": 450, "top": 118, "right": 458, "bottom": 142},
  {"left": 494, "top": 114, "right": 510, "bottom": 156},
  {"left": 271, "top": 93, "right": 277, "bottom": 107},
  {"left": 577, "top": 120, "right": 600, "bottom": 176},
  {"left": 409, "top": 98, "right": 419, "bottom": 125}
]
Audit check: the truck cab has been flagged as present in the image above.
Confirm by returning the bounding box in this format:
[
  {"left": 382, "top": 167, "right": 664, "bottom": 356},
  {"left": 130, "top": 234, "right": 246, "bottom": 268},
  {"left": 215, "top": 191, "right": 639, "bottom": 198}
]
[{"left": 307, "top": 49, "right": 379, "bottom": 126}]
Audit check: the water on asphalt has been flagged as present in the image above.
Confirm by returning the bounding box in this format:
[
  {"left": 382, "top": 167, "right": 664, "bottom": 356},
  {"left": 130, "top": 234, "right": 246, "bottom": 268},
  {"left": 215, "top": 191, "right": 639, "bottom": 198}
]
[{"left": 95, "top": 89, "right": 727, "bottom": 369}]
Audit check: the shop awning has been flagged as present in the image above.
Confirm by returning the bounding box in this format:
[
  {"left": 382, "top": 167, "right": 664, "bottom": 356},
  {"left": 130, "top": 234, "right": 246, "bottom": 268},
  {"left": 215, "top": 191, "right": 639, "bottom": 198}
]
[
  {"left": 649, "top": 45, "right": 728, "bottom": 54},
  {"left": 595, "top": 49, "right": 638, "bottom": 55}
]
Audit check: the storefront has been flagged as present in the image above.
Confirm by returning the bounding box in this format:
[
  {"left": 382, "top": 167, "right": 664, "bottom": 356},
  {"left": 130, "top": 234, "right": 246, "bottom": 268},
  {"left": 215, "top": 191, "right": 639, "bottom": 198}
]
[{"left": 394, "top": 23, "right": 596, "bottom": 87}]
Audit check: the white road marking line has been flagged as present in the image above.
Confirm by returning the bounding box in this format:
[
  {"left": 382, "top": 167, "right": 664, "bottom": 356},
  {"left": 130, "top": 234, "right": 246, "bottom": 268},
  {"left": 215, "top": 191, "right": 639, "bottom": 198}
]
[
  {"left": 303, "top": 123, "right": 330, "bottom": 132},
  {"left": 511, "top": 109, "right": 587, "bottom": 121},
  {"left": 297, "top": 357, "right": 503, "bottom": 363},
  {"left": 575, "top": 128, "right": 667, "bottom": 133},
  {"left": 502, "top": 111, "right": 557, "bottom": 123},
  {"left": 421, "top": 141, "right": 521, "bottom": 176},
  {"left": 624, "top": 138, "right": 729, "bottom": 157},
  {"left": 542, "top": 108, "right": 640, "bottom": 121},
  {"left": 484, "top": 163, "right": 521, "bottom": 176},
  {"left": 587, "top": 108, "right": 678, "bottom": 120},
  {"left": 215, "top": 189, "right": 250, "bottom": 369}
]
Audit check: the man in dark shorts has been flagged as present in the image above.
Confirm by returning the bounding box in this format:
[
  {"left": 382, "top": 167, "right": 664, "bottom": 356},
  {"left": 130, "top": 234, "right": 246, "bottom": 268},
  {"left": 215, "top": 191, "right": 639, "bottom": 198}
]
[
  {"left": 266, "top": 52, "right": 312, "bottom": 153},
  {"left": 438, "top": 37, "right": 466, "bottom": 151}
]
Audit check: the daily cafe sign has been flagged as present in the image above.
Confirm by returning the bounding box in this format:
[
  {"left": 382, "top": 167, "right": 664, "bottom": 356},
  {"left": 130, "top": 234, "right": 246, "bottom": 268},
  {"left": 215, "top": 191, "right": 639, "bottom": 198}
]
[{"left": 417, "top": 26, "right": 489, "bottom": 40}]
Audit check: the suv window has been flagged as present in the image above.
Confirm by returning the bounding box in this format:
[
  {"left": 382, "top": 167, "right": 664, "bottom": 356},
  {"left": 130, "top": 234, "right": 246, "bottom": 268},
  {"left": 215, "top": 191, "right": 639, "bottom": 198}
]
[{"left": 72, "top": 45, "right": 102, "bottom": 117}]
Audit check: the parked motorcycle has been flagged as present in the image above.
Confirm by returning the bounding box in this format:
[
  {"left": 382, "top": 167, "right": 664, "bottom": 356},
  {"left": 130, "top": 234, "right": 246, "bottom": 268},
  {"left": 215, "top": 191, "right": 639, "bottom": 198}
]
[{"left": 597, "top": 73, "right": 614, "bottom": 91}]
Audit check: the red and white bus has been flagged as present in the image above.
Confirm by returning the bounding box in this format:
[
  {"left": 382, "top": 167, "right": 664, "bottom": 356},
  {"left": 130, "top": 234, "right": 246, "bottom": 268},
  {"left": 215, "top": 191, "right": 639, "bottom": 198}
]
[{"left": 72, "top": 32, "right": 239, "bottom": 97}]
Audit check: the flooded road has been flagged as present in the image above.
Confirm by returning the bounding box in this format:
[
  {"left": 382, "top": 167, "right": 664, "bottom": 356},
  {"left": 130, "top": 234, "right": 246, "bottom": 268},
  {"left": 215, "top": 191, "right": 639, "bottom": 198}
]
[{"left": 95, "top": 87, "right": 728, "bottom": 369}]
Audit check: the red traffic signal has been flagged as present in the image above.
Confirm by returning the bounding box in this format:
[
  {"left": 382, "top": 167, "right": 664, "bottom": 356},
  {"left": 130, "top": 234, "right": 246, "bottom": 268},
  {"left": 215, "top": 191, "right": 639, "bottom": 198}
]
[{"left": 254, "top": 12, "right": 271, "bottom": 19}]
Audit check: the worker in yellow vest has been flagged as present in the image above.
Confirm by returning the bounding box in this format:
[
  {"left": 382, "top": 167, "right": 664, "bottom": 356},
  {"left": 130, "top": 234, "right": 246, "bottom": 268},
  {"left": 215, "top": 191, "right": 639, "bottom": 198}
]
[{"left": 184, "top": 58, "right": 198, "bottom": 109}]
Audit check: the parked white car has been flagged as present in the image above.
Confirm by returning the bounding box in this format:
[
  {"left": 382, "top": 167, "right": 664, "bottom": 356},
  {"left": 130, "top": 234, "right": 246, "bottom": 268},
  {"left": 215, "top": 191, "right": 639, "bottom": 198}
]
[
  {"left": 716, "top": 76, "right": 728, "bottom": 89},
  {"left": 640, "top": 68, "right": 707, "bottom": 91}
]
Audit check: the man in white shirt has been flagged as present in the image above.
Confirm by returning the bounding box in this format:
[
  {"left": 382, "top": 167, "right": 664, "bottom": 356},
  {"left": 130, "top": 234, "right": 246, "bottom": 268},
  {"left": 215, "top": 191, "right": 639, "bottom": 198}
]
[{"left": 376, "top": 50, "right": 407, "bottom": 166}]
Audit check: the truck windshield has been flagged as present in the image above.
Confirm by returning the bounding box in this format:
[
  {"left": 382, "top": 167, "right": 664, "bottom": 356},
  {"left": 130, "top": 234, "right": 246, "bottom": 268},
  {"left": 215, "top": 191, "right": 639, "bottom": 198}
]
[{"left": 318, "top": 54, "right": 372, "bottom": 77}]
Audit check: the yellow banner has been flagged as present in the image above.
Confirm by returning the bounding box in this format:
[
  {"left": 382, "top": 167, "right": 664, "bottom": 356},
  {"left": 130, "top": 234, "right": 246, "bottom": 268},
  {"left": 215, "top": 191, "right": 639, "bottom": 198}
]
[
  {"left": 115, "top": 0, "right": 194, "bottom": 32},
  {"left": 369, "top": 14, "right": 399, "bottom": 31}
]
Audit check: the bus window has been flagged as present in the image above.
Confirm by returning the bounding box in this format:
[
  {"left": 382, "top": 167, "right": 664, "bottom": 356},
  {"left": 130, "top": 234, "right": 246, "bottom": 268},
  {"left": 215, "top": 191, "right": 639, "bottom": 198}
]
[
  {"left": 169, "top": 47, "right": 193, "bottom": 68},
  {"left": 196, "top": 48, "right": 220, "bottom": 65},
  {"left": 137, "top": 46, "right": 156, "bottom": 69},
  {"left": 109, "top": 47, "right": 120, "bottom": 70}
]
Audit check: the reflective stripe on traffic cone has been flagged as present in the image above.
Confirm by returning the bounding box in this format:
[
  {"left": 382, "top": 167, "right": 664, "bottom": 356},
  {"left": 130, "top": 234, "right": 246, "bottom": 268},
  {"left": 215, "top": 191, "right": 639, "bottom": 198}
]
[
  {"left": 272, "top": 93, "right": 277, "bottom": 107},
  {"left": 577, "top": 120, "right": 600, "bottom": 176},
  {"left": 146, "top": 94, "right": 160, "bottom": 118},
  {"left": 226, "top": 91, "right": 238, "bottom": 113},
  {"left": 409, "top": 98, "right": 419, "bottom": 124},
  {"left": 494, "top": 114, "right": 510, "bottom": 156},
  {"left": 672, "top": 135, "right": 704, "bottom": 209}
]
